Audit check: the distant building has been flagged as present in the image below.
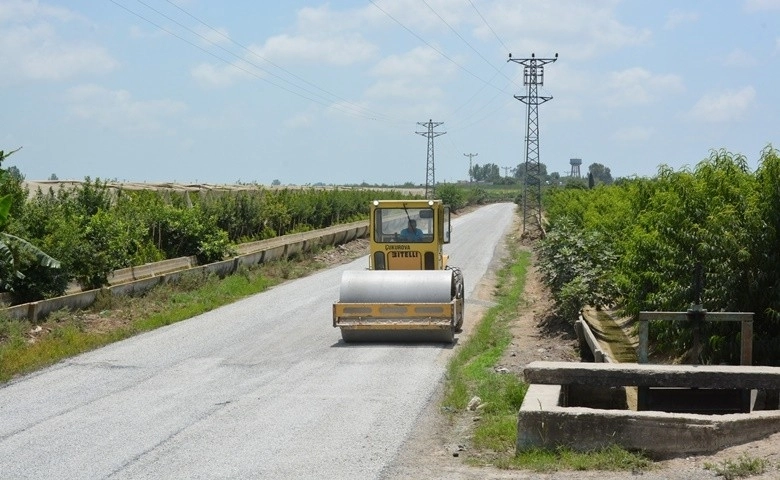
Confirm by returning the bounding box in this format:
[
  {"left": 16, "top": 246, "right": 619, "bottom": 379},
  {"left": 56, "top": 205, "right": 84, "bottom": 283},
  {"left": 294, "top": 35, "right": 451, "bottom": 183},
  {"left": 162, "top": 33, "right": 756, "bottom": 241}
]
[{"left": 569, "top": 158, "right": 582, "bottom": 178}]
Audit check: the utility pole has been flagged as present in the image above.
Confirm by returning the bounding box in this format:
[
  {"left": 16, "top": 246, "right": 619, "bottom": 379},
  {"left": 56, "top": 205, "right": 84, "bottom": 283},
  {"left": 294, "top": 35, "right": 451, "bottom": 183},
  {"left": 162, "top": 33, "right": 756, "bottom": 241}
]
[
  {"left": 502, "top": 166, "right": 512, "bottom": 177},
  {"left": 416, "top": 119, "right": 446, "bottom": 199},
  {"left": 508, "top": 52, "right": 558, "bottom": 238},
  {"left": 464, "top": 152, "right": 478, "bottom": 182}
]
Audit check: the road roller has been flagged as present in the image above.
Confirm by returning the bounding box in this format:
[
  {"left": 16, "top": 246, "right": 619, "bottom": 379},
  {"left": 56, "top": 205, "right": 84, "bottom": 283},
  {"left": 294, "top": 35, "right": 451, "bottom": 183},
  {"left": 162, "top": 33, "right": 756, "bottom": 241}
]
[{"left": 332, "top": 199, "right": 464, "bottom": 342}]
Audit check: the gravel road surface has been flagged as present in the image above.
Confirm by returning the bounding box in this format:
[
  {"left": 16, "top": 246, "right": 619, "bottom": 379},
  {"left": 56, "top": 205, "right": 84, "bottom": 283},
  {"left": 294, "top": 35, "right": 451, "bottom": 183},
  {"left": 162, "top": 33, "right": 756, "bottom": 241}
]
[{"left": 0, "top": 202, "right": 516, "bottom": 480}]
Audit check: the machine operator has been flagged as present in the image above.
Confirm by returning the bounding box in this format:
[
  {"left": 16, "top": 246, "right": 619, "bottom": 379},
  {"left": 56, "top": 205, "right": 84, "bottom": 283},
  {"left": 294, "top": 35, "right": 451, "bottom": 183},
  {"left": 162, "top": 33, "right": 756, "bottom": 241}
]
[{"left": 399, "top": 219, "right": 423, "bottom": 241}]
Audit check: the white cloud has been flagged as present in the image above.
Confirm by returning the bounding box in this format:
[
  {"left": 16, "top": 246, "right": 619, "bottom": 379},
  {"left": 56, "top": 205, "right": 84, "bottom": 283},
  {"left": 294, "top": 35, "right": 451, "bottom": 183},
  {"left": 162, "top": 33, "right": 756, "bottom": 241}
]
[
  {"left": 612, "top": 126, "right": 653, "bottom": 143},
  {"left": 744, "top": 0, "right": 780, "bottom": 12},
  {"left": 366, "top": 46, "right": 456, "bottom": 100},
  {"left": 664, "top": 9, "right": 699, "bottom": 30},
  {"left": 129, "top": 25, "right": 167, "bottom": 40},
  {"left": 245, "top": 4, "right": 378, "bottom": 67},
  {"left": 722, "top": 48, "right": 758, "bottom": 67},
  {"left": 606, "top": 68, "right": 684, "bottom": 106},
  {"left": 0, "top": 23, "right": 118, "bottom": 86},
  {"left": 362, "top": 0, "right": 471, "bottom": 33},
  {"left": 186, "top": 5, "right": 377, "bottom": 90},
  {"left": 284, "top": 112, "right": 314, "bottom": 129},
  {"left": 186, "top": 109, "right": 250, "bottom": 131},
  {"left": 288, "top": 1, "right": 469, "bottom": 38},
  {"left": 476, "top": 0, "right": 651, "bottom": 61},
  {"left": 65, "top": 84, "right": 187, "bottom": 134},
  {"left": 196, "top": 25, "right": 231, "bottom": 47},
  {"left": 0, "top": 2, "right": 117, "bottom": 86},
  {"left": 365, "top": 78, "right": 445, "bottom": 101},
  {"left": 295, "top": 4, "right": 374, "bottom": 34},
  {"left": 688, "top": 86, "right": 756, "bottom": 122},
  {"left": 371, "top": 46, "right": 451, "bottom": 77},
  {"left": 191, "top": 62, "right": 252, "bottom": 88},
  {"left": 253, "top": 33, "right": 376, "bottom": 66},
  {"left": 0, "top": 0, "right": 80, "bottom": 23}
]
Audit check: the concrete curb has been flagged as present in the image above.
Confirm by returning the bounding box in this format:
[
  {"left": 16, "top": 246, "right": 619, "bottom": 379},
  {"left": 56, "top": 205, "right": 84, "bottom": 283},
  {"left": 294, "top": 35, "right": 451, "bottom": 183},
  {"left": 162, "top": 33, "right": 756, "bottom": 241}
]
[
  {"left": 518, "top": 383, "right": 780, "bottom": 455},
  {"left": 3, "top": 220, "right": 368, "bottom": 322},
  {"left": 574, "top": 317, "right": 613, "bottom": 363}
]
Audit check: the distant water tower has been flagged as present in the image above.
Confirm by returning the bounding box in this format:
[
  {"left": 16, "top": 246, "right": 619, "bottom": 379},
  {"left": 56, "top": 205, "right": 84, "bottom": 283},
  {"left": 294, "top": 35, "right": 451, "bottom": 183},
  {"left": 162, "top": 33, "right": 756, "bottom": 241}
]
[{"left": 569, "top": 158, "right": 582, "bottom": 178}]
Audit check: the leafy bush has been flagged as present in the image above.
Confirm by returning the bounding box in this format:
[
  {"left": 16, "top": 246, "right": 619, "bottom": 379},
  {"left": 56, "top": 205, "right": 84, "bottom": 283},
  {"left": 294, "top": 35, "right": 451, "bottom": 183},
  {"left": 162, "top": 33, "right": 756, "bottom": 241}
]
[
  {"left": 73, "top": 210, "right": 139, "bottom": 289},
  {"left": 435, "top": 184, "right": 466, "bottom": 211},
  {"left": 0, "top": 149, "right": 61, "bottom": 299},
  {"left": 0, "top": 181, "right": 471, "bottom": 303},
  {"left": 467, "top": 187, "right": 488, "bottom": 205},
  {"left": 537, "top": 217, "right": 618, "bottom": 323},
  {"left": 8, "top": 248, "right": 69, "bottom": 303},
  {"left": 540, "top": 146, "right": 780, "bottom": 365}
]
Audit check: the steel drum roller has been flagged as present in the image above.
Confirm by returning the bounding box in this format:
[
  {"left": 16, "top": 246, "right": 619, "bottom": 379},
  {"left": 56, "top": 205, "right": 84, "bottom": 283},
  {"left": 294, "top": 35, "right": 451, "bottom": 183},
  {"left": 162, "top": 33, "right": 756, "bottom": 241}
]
[{"left": 339, "top": 270, "right": 454, "bottom": 303}]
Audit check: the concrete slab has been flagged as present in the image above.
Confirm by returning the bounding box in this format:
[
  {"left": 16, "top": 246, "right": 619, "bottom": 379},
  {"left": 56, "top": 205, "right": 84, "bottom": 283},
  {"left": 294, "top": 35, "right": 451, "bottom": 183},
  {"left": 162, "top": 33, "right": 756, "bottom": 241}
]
[
  {"left": 517, "top": 383, "right": 780, "bottom": 456},
  {"left": 524, "top": 361, "right": 780, "bottom": 390}
]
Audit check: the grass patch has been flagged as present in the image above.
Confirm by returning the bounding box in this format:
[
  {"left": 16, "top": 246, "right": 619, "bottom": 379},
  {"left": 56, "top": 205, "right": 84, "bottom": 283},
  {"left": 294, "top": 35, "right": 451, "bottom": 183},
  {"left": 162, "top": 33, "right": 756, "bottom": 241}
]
[
  {"left": 132, "top": 269, "right": 274, "bottom": 332},
  {"left": 0, "top": 245, "right": 355, "bottom": 384},
  {"left": 704, "top": 454, "right": 771, "bottom": 479},
  {"left": 443, "top": 240, "right": 652, "bottom": 473},
  {"left": 506, "top": 445, "right": 652, "bottom": 472},
  {"left": 443, "top": 243, "right": 530, "bottom": 454}
]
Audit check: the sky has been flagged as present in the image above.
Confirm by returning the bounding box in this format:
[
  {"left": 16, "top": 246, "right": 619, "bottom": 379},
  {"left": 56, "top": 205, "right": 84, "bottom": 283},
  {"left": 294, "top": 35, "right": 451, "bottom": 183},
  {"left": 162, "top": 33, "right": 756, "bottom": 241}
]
[{"left": 1, "top": 0, "right": 779, "bottom": 186}]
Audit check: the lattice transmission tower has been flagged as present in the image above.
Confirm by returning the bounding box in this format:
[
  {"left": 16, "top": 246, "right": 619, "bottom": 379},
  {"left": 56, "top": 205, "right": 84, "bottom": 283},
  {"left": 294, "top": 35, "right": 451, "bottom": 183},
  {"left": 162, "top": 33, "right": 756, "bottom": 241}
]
[
  {"left": 416, "top": 119, "right": 446, "bottom": 199},
  {"left": 509, "top": 52, "right": 558, "bottom": 237},
  {"left": 464, "top": 152, "right": 478, "bottom": 182}
]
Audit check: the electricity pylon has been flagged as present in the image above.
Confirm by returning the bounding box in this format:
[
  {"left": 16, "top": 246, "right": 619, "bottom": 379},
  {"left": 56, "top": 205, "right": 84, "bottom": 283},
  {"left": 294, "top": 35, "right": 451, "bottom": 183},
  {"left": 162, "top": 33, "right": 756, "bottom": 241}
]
[
  {"left": 416, "top": 119, "right": 445, "bottom": 199},
  {"left": 464, "top": 152, "right": 478, "bottom": 182},
  {"left": 509, "top": 52, "right": 558, "bottom": 237}
]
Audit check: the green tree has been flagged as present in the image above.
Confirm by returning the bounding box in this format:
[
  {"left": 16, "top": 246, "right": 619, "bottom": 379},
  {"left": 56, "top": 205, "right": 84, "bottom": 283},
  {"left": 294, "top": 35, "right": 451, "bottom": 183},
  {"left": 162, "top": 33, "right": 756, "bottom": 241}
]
[
  {"left": 0, "top": 155, "right": 28, "bottom": 220},
  {"left": 515, "top": 162, "right": 549, "bottom": 184},
  {"left": 541, "top": 147, "right": 780, "bottom": 364},
  {"left": 470, "top": 163, "right": 501, "bottom": 183},
  {"left": 0, "top": 148, "right": 61, "bottom": 299},
  {"left": 537, "top": 216, "right": 618, "bottom": 322},
  {"left": 70, "top": 210, "right": 140, "bottom": 289},
  {"left": 588, "top": 163, "right": 613, "bottom": 185}
]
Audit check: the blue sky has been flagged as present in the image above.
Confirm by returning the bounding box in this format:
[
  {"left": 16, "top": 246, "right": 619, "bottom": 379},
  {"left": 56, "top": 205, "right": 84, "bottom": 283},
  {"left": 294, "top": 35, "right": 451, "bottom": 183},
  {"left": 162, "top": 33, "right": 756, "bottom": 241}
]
[{"left": 1, "top": 0, "right": 778, "bottom": 185}]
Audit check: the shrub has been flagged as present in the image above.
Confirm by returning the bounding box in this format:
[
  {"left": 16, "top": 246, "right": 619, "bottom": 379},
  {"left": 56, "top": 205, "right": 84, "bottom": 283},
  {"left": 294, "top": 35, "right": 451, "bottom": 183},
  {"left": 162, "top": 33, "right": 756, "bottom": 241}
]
[{"left": 536, "top": 217, "right": 618, "bottom": 323}]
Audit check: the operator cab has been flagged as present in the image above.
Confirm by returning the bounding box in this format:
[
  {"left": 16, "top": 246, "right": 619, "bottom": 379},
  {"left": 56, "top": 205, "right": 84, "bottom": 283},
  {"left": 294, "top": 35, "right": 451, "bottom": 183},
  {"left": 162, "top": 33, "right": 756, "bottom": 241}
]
[{"left": 369, "top": 200, "right": 452, "bottom": 271}]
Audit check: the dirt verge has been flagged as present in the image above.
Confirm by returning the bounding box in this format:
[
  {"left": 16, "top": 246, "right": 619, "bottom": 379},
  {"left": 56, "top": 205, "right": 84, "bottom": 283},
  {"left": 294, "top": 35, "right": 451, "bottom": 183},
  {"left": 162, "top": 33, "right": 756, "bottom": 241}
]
[
  {"left": 15, "top": 209, "right": 780, "bottom": 479},
  {"left": 382, "top": 227, "right": 780, "bottom": 480}
]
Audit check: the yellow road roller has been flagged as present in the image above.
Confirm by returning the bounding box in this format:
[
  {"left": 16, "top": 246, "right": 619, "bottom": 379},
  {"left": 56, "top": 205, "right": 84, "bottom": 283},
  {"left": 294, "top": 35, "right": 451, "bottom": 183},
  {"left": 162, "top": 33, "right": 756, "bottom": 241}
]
[{"left": 332, "top": 199, "right": 464, "bottom": 342}]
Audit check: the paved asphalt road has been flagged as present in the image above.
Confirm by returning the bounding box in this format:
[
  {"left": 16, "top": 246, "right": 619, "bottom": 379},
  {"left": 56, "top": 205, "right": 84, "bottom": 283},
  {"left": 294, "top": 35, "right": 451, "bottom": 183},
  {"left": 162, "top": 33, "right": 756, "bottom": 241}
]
[{"left": 0, "top": 202, "right": 517, "bottom": 480}]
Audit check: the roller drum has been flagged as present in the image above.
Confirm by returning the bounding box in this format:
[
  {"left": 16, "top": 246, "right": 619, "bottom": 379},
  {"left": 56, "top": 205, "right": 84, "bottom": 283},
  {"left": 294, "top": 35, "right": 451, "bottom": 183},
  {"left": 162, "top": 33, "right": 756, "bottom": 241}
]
[{"left": 339, "top": 270, "right": 454, "bottom": 303}]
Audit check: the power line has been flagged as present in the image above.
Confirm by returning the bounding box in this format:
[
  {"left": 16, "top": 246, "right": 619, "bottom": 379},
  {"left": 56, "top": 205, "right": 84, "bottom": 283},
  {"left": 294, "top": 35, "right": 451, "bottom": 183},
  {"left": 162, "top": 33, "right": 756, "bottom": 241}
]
[
  {"left": 110, "top": 1, "right": 335, "bottom": 111},
  {"left": 110, "top": 0, "right": 392, "bottom": 123},
  {"left": 160, "top": 0, "right": 396, "bottom": 124},
  {"left": 377, "top": 0, "right": 518, "bottom": 132},
  {"left": 469, "top": 0, "right": 512, "bottom": 54},
  {"left": 135, "top": 0, "right": 387, "bottom": 121},
  {"left": 422, "top": 0, "right": 520, "bottom": 92},
  {"left": 449, "top": 95, "right": 516, "bottom": 132},
  {"left": 447, "top": 65, "right": 518, "bottom": 131},
  {"left": 369, "top": 0, "right": 504, "bottom": 95},
  {"left": 422, "top": 1, "right": 510, "bottom": 83}
]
